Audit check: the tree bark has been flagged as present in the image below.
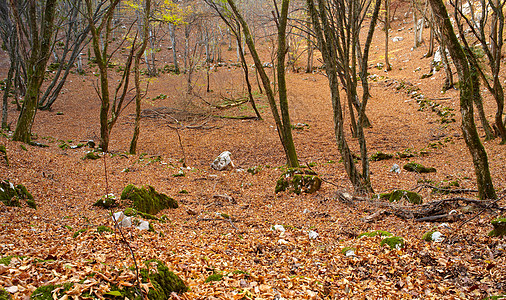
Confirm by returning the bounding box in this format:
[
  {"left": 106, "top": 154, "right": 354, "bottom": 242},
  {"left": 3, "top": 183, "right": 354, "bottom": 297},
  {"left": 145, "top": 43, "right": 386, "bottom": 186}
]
[
  {"left": 13, "top": 0, "right": 57, "bottom": 143},
  {"left": 428, "top": 0, "right": 496, "bottom": 200}
]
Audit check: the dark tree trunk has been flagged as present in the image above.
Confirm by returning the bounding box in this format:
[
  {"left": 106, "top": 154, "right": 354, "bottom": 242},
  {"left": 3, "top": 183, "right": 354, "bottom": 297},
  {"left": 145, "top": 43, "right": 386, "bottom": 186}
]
[
  {"left": 13, "top": 0, "right": 57, "bottom": 143},
  {"left": 428, "top": 0, "right": 496, "bottom": 200}
]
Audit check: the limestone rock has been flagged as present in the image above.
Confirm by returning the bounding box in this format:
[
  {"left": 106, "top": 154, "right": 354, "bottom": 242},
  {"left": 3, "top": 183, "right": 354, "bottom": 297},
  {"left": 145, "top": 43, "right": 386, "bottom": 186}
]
[{"left": 211, "top": 151, "right": 235, "bottom": 171}]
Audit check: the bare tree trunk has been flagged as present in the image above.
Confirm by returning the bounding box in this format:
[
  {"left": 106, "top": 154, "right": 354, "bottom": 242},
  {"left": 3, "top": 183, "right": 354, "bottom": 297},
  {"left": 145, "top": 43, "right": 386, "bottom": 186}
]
[
  {"left": 130, "top": 0, "right": 151, "bottom": 154},
  {"left": 13, "top": 0, "right": 57, "bottom": 143},
  {"left": 385, "top": 0, "right": 392, "bottom": 71},
  {"left": 428, "top": 0, "right": 496, "bottom": 200}
]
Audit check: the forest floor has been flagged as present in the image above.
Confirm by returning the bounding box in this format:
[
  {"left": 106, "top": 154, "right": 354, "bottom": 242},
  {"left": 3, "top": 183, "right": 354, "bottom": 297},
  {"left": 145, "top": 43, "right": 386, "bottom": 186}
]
[{"left": 0, "top": 11, "right": 505, "bottom": 300}]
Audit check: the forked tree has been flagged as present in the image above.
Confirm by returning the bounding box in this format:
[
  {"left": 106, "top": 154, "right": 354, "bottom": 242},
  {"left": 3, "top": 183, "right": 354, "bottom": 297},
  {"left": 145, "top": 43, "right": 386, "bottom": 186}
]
[
  {"left": 207, "top": 0, "right": 300, "bottom": 167},
  {"left": 12, "top": 0, "right": 58, "bottom": 143},
  {"left": 307, "top": 0, "right": 381, "bottom": 194}
]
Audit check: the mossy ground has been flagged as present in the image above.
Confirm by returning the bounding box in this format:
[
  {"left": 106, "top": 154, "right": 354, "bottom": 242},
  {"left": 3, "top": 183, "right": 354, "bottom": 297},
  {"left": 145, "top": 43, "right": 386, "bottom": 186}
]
[
  {"left": 0, "top": 180, "right": 35, "bottom": 208},
  {"left": 275, "top": 168, "right": 321, "bottom": 195},
  {"left": 0, "top": 144, "right": 8, "bottom": 166},
  {"left": 31, "top": 282, "right": 74, "bottom": 300},
  {"left": 488, "top": 218, "right": 506, "bottom": 237},
  {"left": 93, "top": 194, "right": 117, "bottom": 208},
  {"left": 378, "top": 190, "right": 423, "bottom": 204},
  {"left": 0, "top": 289, "right": 11, "bottom": 300},
  {"left": 370, "top": 151, "right": 393, "bottom": 161},
  {"left": 358, "top": 230, "right": 393, "bottom": 238},
  {"left": 403, "top": 162, "right": 436, "bottom": 173},
  {"left": 381, "top": 236, "right": 405, "bottom": 249},
  {"left": 121, "top": 184, "right": 178, "bottom": 215}
]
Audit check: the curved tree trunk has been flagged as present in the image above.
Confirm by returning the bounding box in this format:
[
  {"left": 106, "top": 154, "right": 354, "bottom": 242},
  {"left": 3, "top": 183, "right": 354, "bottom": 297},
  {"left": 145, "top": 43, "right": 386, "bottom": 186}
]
[{"left": 428, "top": 0, "right": 496, "bottom": 200}]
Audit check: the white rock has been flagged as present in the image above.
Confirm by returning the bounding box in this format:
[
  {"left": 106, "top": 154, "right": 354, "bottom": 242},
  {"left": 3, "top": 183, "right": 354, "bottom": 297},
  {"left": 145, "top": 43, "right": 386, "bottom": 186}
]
[
  {"left": 211, "top": 151, "right": 235, "bottom": 171},
  {"left": 345, "top": 249, "right": 355, "bottom": 257},
  {"left": 112, "top": 211, "right": 132, "bottom": 228},
  {"left": 390, "top": 164, "right": 401, "bottom": 174},
  {"left": 278, "top": 239, "right": 289, "bottom": 245},
  {"left": 273, "top": 225, "right": 285, "bottom": 232},
  {"left": 392, "top": 36, "right": 404, "bottom": 42},
  {"left": 438, "top": 223, "right": 451, "bottom": 229},
  {"left": 5, "top": 286, "right": 18, "bottom": 293},
  {"left": 308, "top": 230, "right": 319, "bottom": 239},
  {"left": 431, "top": 231, "right": 443, "bottom": 242},
  {"left": 136, "top": 220, "right": 150, "bottom": 230}
]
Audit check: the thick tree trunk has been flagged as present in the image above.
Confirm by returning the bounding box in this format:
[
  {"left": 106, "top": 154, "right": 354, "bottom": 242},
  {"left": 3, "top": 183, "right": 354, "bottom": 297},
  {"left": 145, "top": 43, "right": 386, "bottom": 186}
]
[{"left": 428, "top": 0, "right": 496, "bottom": 200}]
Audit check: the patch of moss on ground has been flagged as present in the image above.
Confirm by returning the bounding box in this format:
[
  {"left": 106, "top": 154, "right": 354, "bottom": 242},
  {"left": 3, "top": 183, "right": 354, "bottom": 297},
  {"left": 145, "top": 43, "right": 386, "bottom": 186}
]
[
  {"left": 93, "top": 194, "right": 117, "bottom": 208},
  {"left": 0, "top": 288, "right": 11, "bottom": 300},
  {"left": 121, "top": 185, "right": 178, "bottom": 215},
  {"left": 205, "top": 272, "right": 223, "bottom": 283},
  {"left": 275, "top": 168, "right": 321, "bottom": 195},
  {"left": 0, "top": 180, "right": 34, "bottom": 208},
  {"left": 489, "top": 218, "right": 506, "bottom": 237},
  {"left": 31, "top": 282, "right": 74, "bottom": 300},
  {"left": 370, "top": 151, "right": 393, "bottom": 161},
  {"left": 97, "top": 226, "right": 113, "bottom": 234},
  {"left": 378, "top": 190, "right": 423, "bottom": 204},
  {"left": 403, "top": 162, "right": 436, "bottom": 173},
  {"left": 381, "top": 236, "right": 405, "bottom": 249},
  {"left": 340, "top": 247, "right": 356, "bottom": 255},
  {"left": 358, "top": 230, "right": 393, "bottom": 238},
  {"left": 141, "top": 260, "right": 188, "bottom": 298},
  {"left": 83, "top": 151, "right": 101, "bottom": 160},
  {"left": 73, "top": 228, "right": 87, "bottom": 238},
  {"left": 0, "top": 255, "right": 14, "bottom": 266}
]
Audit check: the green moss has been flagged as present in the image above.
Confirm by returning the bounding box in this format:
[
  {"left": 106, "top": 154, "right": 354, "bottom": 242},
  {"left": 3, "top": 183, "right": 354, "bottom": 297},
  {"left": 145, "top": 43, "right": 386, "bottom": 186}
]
[
  {"left": 92, "top": 194, "right": 116, "bottom": 208},
  {"left": 358, "top": 230, "right": 393, "bottom": 238},
  {"left": 247, "top": 166, "right": 262, "bottom": 175},
  {"left": 422, "top": 230, "right": 436, "bottom": 241},
  {"left": 0, "top": 180, "right": 34, "bottom": 207},
  {"left": 488, "top": 218, "right": 506, "bottom": 237},
  {"left": 178, "top": 189, "right": 189, "bottom": 194},
  {"left": 340, "top": 247, "right": 356, "bottom": 255},
  {"left": 403, "top": 162, "right": 436, "bottom": 173},
  {"left": 396, "top": 149, "right": 416, "bottom": 158},
  {"left": 370, "top": 151, "right": 393, "bottom": 161},
  {"left": 141, "top": 260, "right": 188, "bottom": 297},
  {"left": 97, "top": 226, "right": 113, "bottom": 234},
  {"left": 26, "top": 199, "right": 37, "bottom": 209},
  {"left": 483, "top": 295, "right": 506, "bottom": 300},
  {"left": 31, "top": 282, "right": 74, "bottom": 300},
  {"left": 0, "top": 144, "right": 8, "bottom": 166},
  {"left": 380, "top": 236, "right": 405, "bottom": 249},
  {"left": 121, "top": 185, "right": 178, "bottom": 215},
  {"left": 83, "top": 151, "right": 101, "bottom": 160},
  {"left": 0, "top": 288, "right": 11, "bottom": 300},
  {"left": 73, "top": 228, "right": 87, "bottom": 238},
  {"left": 275, "top": 168, "right": 321, "bottom": 195},
  {"left": 0, "top": 255, "right": 14, "bottom": 266},
  {"left": 378, "top": 190, "right": 423, "bottom": 204},
  {"left": 205, "top": 273, "right": 223, "bottom": 283}
]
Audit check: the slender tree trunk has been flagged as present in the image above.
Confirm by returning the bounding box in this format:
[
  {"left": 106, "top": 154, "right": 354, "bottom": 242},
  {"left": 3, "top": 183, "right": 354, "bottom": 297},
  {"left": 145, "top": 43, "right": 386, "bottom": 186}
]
[
  {"left": 385, "top": 0, "right": 391, "bottom": 71},
  {"left": 130, "top": 0, "right": 151, "bottom": 154},
  {"left": 13, "top": 0, "right": 57, "bottom": 143},
  {"left": 428, "top": 0, "right": 496, "bottom": 200},
  {"left": 1, "top": 65, "right": 14, "bottom": 130},
  {"left": 169, "top": 23, "right": 180, "bottom": 74}
]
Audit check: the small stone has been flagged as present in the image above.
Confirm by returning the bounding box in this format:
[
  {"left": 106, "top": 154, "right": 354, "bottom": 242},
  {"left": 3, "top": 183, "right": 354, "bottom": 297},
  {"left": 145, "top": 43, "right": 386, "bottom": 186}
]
[
  {"left": 5, "top": 285, "right": 18, "bottom": 293},
  {"left": 273, "top": 225, "right": 285, "bottom": 232},
  {"left": 308, "top": 230, "right": 319, "bottom": 239}
]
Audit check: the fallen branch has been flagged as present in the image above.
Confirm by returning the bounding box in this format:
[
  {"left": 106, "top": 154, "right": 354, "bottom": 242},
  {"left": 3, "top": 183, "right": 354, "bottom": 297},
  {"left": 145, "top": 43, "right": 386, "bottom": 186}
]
[{"left": 416, "top": 184, "right": 478, "bottom": 194}]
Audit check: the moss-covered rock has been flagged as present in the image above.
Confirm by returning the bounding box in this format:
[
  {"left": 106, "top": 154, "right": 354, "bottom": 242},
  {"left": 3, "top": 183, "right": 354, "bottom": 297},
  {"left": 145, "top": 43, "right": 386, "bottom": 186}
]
[
  {"left": 422, "top": 230, "right": 443, "bottom": 242},
  {"left": 370, "top": 151, "right": 393, "bottom": 161},
  {"left": 92, "top": 194, "right": 117, "bottom": 208},
  {"left": 488, "top": 218, "right": 506, "bottom": 237},
  {"left": 403, "top": 162, "right": 436, "bottom": 173},
  {"left": 0, "top": 144, "right": 8, "bottom": 166},
  {"left": 31, "top": 282, "right": 74, "bottom": 300},
  {"left": 141, "top": 260, "right": 188, "bottom": 297},
  {"left": 0, "top": 288, "right": 11, "bottom": 300},
  {"left": 121, "top": 185, "right": 178, "bottom": 215},
  {"left": 83, "top": 151, "right": 101, "bottom": 160},
  {"left": 358, "top": 230, "right": 393, "bottom": 238},
  {"left": 0, "top": 180, "right": 34, "bottom": 208},
  {"left": 275, "top": 168, "right": 321, "bottom": 195},
  {"left": 340, "top": 247, "right": 357, "bottom": 256},
  {"left": 380, "top": 236, "right": 405, "bottom": 249},
  {"left": 378, "top": 189, "right": 423, "bottom": 204}
]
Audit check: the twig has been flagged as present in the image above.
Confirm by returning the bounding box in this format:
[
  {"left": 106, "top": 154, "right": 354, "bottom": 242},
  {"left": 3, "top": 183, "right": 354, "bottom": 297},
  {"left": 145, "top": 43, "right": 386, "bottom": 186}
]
[
  {"left": 416, "top": 183, "right": 478, "bottom": 194},
  {"left": 103, "top": 155, "right": 145, "bottom": 299}
]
